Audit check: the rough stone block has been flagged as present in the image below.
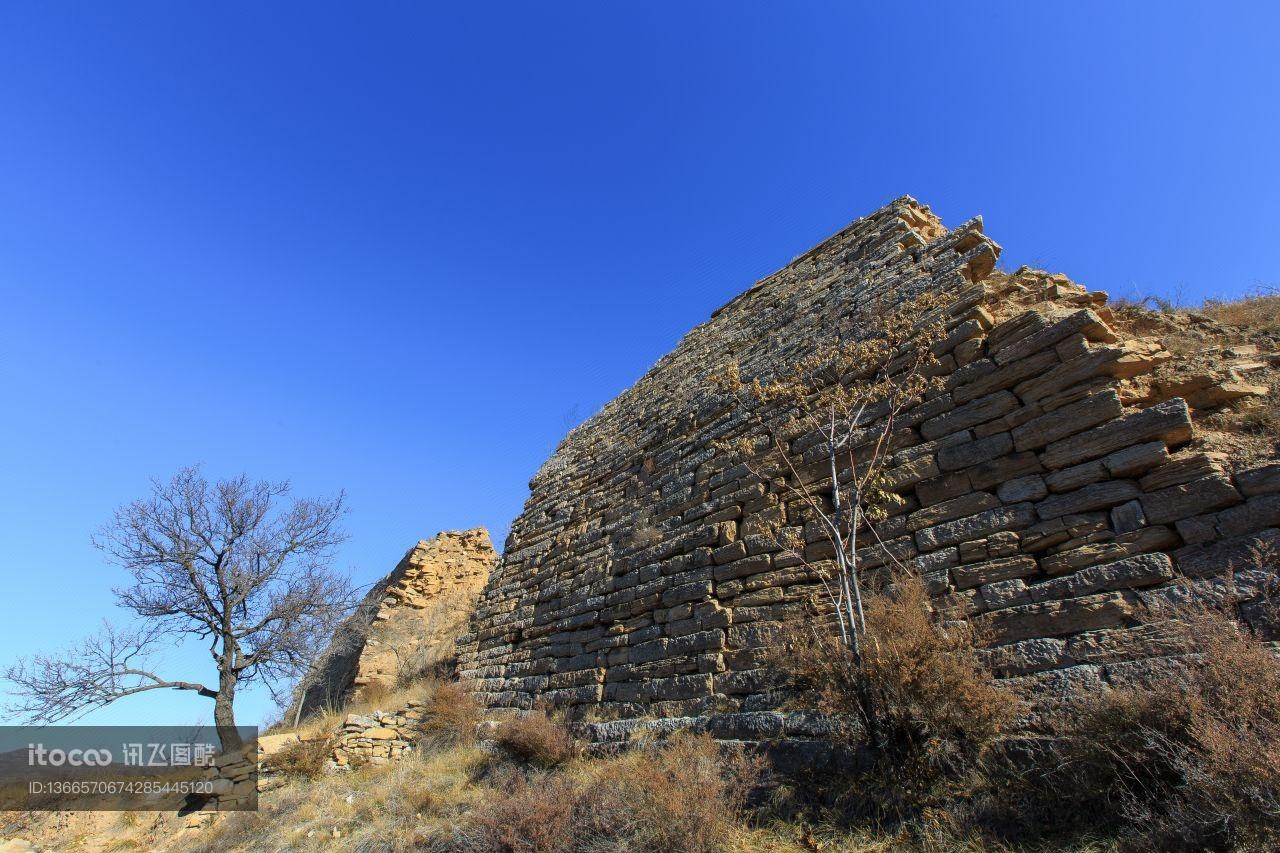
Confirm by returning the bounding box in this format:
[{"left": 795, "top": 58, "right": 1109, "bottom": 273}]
[
  {"left": 915, "top": 503, "right": 1038, "bottom": 552},
  {"left": 982, "top": 591, "right": 1136, "bottom": 645},
  {"left": 938, "top": 432, "right": 1014, "bottom": 472},
  {"left": 967, "top": 451, "right": 1044, "bottom": 491},
  {"left": 1140, "top": 474, "right": 1241, "bottom": 526},
  {"left": 1237, "top": 463, "right": 1280, "bottom": 497},
  {"left": 1028, "top": 553, "right": 1174, "bottom": 602},
  {"left": 998, "top": 475, "right": 1048, "bottom": 504},
  {"left": 1040, "top": 399, "right": 1193, "bottom": 470},
  {"left": 1011, "top": 389, "right": 1123, "bottom": 452},
  {"left": 952, "top": 555, "right": 1039, "bottom": 589},
  {"left": 1036, "top": 480, "right": 1141, "bottom": 521},
  {"left": 921, "top": 390, "right": 1019, "bottom": 440},
  {"left": 908, "top": 491, "right": 1001, "bottom": 531}
]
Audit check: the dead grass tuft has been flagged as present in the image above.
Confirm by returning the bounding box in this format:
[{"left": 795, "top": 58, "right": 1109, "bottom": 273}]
[{"left": 1201, "top": 286, "right": 1280, "bottom": 336}]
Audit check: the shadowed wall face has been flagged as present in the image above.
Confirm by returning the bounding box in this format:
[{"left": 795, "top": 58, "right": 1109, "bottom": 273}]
[{"left": 455, "top": 197, "right": 1279, "bottom": 737}]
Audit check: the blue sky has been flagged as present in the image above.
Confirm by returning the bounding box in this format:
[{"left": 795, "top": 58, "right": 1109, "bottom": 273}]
[{"left": 1, "top": 3, "right": 1277, "bottom": 729}]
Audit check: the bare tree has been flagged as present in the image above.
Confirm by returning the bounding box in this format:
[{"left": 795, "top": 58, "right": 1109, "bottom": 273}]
[
  {"left": 713, "top": 293, "right": 949, "bottom": 735},
  {"left": 5, "top": 466, "right": 355, "bottom": 748}
]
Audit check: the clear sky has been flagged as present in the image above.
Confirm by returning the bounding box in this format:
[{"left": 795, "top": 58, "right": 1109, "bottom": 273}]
[{"left": 1, "top": 3, "right": 1277, "bottom": 729}]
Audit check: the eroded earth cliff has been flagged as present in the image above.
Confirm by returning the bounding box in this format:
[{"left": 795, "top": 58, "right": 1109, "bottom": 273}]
[{"left": 298, "top": 528, "right": 497, "bottom": 717}]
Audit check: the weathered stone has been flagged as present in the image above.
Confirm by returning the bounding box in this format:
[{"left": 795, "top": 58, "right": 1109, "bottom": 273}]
[
  {"left": 1038, "top": 525, "right": 1177, "bottom": 577},
  {"left": 1173, "top": 528, "right": 1280, "bottom": 578},
  {"left": 1138, "top": 452, "right": 1226, "bottom": 491},
  {"left": 1213, "top": 495, "right": 1280, "bottom": 538},
  {"left": 937, "top": 432, "right": 1014, "bottom": 472},
  {"left": 1140, "top": 474, "right": 1240, "bottom": 526},
  {"left": 915, "top": 503, "right": 1038, "bottom": 552},
  {"left": 1040, "top": 399, "right": 1193, "bottom": 470},
  {"left": 1103, "top": 441, "right": 1169, "bottom": 478},
  {"left": 1110, "top": 500, "right": 1147, "bottom": 534},
  {"left": 298, "top": 529, "right": 496, "bottom": 717},
  {"left": 1035, "top": 480, "right": 1142, "bottom": 521},
  {"left": 952, "top": 555, "right": 1039, "bottom": 590},
  {"left": 1028, "top": 553, "right": 1174, "bottom": 602},
  {"left": 916, "top": 471, "right": 973, "bottom": 507},
  {"left": 1043, "top": 459, "right": 1107, "bottom": 494},
  {"left": 982, "top": 592, "right": 1136, "bottom": 645},
  {"left": 1011, "top": 390, "right": 1123, "bottom": 452},
  {"left": 993, "top": 309, "right": 1113, "bottom": 366},
  {"left": 952, "top": 350, "right": 1059, "bottom": 405},
  {"left": 908, "top": 492, "right": 1000, "bottom": 531},
  {"left": 998, "top": 474, "right": 1048, "bottom": 503},
  {"left": 1237, "top": 463, "right": 1280, "bottom": 497},
  {"left": 921, "top": 390, "right": 1018, "bottom": 440},
  {"left": 967, "top": 452, "right": 1044, "bottom": 491}
]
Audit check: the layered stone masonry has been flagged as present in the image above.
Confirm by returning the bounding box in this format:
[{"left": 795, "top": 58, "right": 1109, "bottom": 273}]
[
  {"left": 454, "top": 196, "right": 1279, "bottom": 742},
  {"left": 298, "top": 528, "right": 497, "bottom": 717}
]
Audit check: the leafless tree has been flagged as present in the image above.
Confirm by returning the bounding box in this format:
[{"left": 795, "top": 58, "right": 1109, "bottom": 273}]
[
  {"left": 714, "top": 292, "right": 949, "bottom": 735},
  {"left": 4, "top": 466, "right": 355, "bottom": 748}
]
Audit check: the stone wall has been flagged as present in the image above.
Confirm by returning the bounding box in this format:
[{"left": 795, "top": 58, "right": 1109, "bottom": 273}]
[
  {"left": 298, "top": 528, "right": 496, "bottom": 717},
  {"left": 455, "top": 197, "right": 1279, "bottom": 740}
]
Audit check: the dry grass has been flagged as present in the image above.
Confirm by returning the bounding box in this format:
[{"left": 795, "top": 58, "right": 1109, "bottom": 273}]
[
  {"left": 198, "top": 741, "right": 493, "bottom": 852},
  {"left": 1201, "top": 287, "right": 1280, "bottom": 336},
  {"left": 183, "top": 730, "right": 761, "bottom": 853},
  {"left": 261, "top": 735, "right": 333, "bottom": 780},
  {"left": 457, "top": 732, "right": 761, "bottom": 853}
]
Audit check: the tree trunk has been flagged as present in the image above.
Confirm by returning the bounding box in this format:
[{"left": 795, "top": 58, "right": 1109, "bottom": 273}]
[{"left": 214, "top": 668, "right": 242, "bottom": 751}]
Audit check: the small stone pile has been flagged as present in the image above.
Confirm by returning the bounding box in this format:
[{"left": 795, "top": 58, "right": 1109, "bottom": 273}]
[{"left": 329, "top": 703, "right": 430, "bottom": 769}]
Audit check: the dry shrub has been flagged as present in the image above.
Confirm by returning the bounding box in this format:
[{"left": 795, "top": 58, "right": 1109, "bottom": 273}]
[
  {"left": 764, "top": 573, "right": 1019, "bottom": 817},
  {"left": 462, "top": 769, "right": 578, "bottom": 852},
  {"left": 261, "top": 735, "right": 333, "bottom": 780},
  {"left": 460, "top": 733, "right": 760, "bottom": 853},
  {"left": 493, "top": 711, "right": 579, "bottom": 768},
  {"left": 861, "top": 575, "right": 1019, "bottom": 767},
  {"left": 357, "top": 678, "right": 393, "bottom": 706},
  {"left": 574, "top": 733, "right": 761, "bottom": 852},
  {"left": 1043, "top": 602, "right": 1280, "bottom": 850},
  {"left": 419, "top": 680, "right": 483, "bottom": 744}
]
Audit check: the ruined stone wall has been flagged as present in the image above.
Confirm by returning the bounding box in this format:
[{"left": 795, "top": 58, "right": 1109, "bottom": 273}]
[
  {"left": 455, "top": 197, "right": 1279, "bottom": 742},
  {"left": 298, "top": 528, "right": 496, "bottom": 717}
]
